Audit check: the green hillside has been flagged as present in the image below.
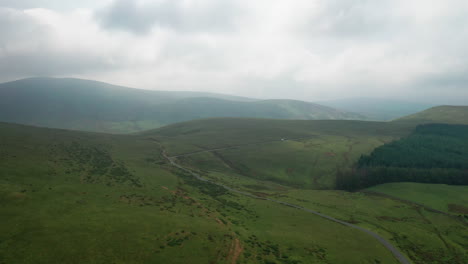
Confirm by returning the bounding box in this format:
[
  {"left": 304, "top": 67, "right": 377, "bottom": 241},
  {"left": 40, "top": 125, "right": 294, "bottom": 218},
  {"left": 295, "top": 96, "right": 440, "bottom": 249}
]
[
  {"left": 336, "top": 124, "right": 468, "bottom": 190},
  {"left": 0, "top": 122, "right": 401, "bottom": 263},
  {"left": 319, "top": 98, "right": 433, "bottom": 121},
  {"left": 0, "top": 78, "right": 364, "bottom": 133},
  {"left": 368, "top": 183, "right": 468, "bottom": 215},
  {"left": 149, "top": 118, "right": 414, "bottom": 189},
  {"left": 395, "top": 105, "right": 468, "bottom": 124},
  {"left": 1, "top": 120, "right": 467, "bottom": 263}
]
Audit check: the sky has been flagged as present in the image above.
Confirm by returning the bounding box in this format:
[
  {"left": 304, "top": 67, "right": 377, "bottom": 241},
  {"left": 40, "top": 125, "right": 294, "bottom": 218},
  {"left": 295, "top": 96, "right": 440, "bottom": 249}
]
[{"left": 0, "top": 0, "right": 467, "bottom": 104}]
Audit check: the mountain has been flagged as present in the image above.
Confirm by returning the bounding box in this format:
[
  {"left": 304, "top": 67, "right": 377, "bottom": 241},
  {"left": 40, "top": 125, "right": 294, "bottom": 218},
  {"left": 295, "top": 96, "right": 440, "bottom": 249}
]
[
  {"left": 318, "top": 98, "right": 434, "bottom": 121},
  {"left": 395, "top": 105, "right": 468, "bottom": 125},
  {"left": 0, "top": 77, "right": 364, "bottom": 133}
]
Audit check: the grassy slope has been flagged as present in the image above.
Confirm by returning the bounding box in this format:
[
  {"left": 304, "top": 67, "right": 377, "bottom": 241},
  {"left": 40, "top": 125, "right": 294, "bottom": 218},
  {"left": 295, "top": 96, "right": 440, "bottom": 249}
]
[
  {"left": 0, "top": 78, "right": 363, "bottom": 133},
  {"left": 395, "top": 105, "right": 468, "bottom": 125},
  {"left": 368, "top": 183, "right": 468, "bottom": 215},
  {"left": 148, "top": 118, "right": 468, "bottom": 263},
  {"left": 0, "top": 122, "right": 402, "bottom": 264},
  {"left": 150, "top": 118, "right": 414, "bottom": 189},
  {"left": 319, "top": 98, "right": 433, "bottom": 121}
]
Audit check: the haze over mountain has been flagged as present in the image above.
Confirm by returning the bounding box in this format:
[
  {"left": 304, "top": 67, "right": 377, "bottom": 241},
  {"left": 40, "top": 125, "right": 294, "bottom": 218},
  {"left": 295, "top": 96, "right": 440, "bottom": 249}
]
[
  {"left": 0, "top": 77, "right": 364, "bottom": 133},
  {"left": 395, "top": 105, "right": 468, "bottom": 125},
  {"left": 319, "top": 98, "right": 435, "bottom": 121},
  {"left": 2, "top": 1, "right": 468, "bottom": 104}
]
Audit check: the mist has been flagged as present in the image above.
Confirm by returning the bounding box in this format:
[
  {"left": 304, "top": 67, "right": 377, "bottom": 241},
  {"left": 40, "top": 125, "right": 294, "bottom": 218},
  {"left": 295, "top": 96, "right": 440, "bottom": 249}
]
[{"left": 1, "top": 0, "right": 467, "bottom": 104}]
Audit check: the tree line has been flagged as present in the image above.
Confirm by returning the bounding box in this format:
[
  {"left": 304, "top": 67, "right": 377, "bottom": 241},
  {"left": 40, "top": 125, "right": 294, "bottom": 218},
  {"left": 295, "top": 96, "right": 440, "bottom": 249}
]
[{"left": 337, "top": 124, "right": 468, "bottom": 190}]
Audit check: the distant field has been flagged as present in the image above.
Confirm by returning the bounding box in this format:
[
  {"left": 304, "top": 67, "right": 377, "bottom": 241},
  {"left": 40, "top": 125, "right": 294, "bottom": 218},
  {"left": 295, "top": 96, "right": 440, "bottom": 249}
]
[
  {"left": 151, "top": 118, "right": 413, "bottom": 189},
  {"left": 395, "top": 105, "right": 468, "bottom": 125},
  {"left": 368, "top": 183, "right": 468, "bottom": 215}
]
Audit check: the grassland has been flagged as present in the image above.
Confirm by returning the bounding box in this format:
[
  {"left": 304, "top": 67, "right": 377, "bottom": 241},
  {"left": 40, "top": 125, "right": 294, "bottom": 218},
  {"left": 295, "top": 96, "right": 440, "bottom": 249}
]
[
  {"left": 395, "top": 105, "right": 468, "bottom": 125},
  {"left": 2, "top": 113, "right": 468, "bottom": 263},
  {"left": 150, "top": 118, "right": 413, "bottom": 189},
  {"left": 368, "top": 183, "right": 468, "bottom": 215},
  {"left": 0, "top": 122, "right": 405, "bottom": 264},
  {"left": 147, "top": 117, "right": 468, "bottom": 263}
]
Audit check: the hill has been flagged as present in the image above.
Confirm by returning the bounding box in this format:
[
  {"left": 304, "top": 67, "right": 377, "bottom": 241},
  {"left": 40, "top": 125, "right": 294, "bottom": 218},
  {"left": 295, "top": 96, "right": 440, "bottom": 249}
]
[
  {"left": 1, "top": 121, "right": 466, "bottom": 263},
  {"left": 148, "top": 118, "right": 414, "bottom": 189},
  {"left": 395, "top": 105, "right": 468, "bottom": 124},
  {"left": 337, "top": 124, "right": 468, "bottom": 190},
  {"left": 318, "top": 98, "right": 433, "bottom": 121},
  {"left": 0, "top": 78, "right": 364, "bottom": 133},
  {"left": 0, "top": 122, "right": 405, "bottom": 263}
]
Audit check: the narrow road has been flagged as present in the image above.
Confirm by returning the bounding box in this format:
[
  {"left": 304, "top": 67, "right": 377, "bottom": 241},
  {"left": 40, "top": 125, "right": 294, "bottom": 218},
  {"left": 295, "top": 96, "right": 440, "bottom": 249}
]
[{"left": 157, "top": 142, "right": 411, "bottom": 264}]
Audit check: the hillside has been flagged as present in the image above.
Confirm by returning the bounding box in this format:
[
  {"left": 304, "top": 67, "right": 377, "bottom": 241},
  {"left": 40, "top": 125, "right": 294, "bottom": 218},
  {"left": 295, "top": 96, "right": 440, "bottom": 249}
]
[
  {"left": 0, "top": 122, "right": 406, "bottom": 263},
  {"left": 0, "top": 78, "right": 364, "bottom": 133},
  {"left": 149, "top": 118, "right": 414, "bottom": 189},
  {"left": 318, "top": 98, "right": 433, "bottom": 121},
  {"left": 1, "top": 121, "right": 467, "bottom": 263},
  {"left": 337, "top": 124, "right": 468, "bottom": 190},
  {"left": 395, "top": 105, "right": 468, "bottom": 124}
]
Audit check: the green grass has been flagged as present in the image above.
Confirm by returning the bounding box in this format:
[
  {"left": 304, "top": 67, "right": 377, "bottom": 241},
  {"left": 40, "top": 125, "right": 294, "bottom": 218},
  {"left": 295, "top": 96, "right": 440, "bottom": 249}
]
[
  {"left": 2, "top": 116, "right": 467, "bottom": 263},
  {"left": 395, "top": 105, "right": 468, "bottom": 125},
  {"left": 257, "top": 189, "right": 468, "bottom": 264},
  {"left": 0, "top": 122, "right": 404, "bottom": 264},
  {"left": 151, "top": 118, "right": 413, "bottom": 189},
  {"left": 368, "top": 183, "right": 468, "bottom": 215}
]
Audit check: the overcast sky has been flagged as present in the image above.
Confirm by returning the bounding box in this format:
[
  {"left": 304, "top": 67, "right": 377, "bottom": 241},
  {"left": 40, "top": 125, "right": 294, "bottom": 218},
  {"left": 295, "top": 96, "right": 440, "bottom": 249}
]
[{"left": 1, "top": 0, "right": 467, "bottom": 104}]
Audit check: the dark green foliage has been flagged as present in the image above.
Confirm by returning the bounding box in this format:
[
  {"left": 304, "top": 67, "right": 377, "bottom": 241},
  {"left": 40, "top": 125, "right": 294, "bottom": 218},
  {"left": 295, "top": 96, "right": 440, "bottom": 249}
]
[
  {"left": 57, "top": 142, "right": 142, "bottom": 187},
  {"left": 337, "top": 124, "right": 468, "bottom": 190},
  {"left": 174, "top": 170, "right": 228, "bottom": 198}
]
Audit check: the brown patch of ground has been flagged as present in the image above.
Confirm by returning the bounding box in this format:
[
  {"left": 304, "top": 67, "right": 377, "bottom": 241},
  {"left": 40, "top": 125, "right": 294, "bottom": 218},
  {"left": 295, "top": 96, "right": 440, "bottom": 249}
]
[
  {"left": 324, "top": 152, "right": 335, "bottom": 157},
  {"left": 227, "top": 238, "right": 243, "bottom": 264},
  {"left": 448, "top": 203, "right": 468, "bottom": 214}
]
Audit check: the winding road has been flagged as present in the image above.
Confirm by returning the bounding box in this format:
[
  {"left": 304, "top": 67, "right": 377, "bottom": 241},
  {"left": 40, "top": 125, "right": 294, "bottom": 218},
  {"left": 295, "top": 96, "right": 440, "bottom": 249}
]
[{"left": 156, "top": 142, "right": 411, "bottom": 264}]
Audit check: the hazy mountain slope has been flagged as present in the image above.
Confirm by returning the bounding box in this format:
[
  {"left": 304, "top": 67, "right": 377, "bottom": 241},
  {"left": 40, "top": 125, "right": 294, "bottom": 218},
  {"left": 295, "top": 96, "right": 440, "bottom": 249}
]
[
  {"left": 0, "top": 78, "right": 363, "bottom": 133},
  {"left": 318, "top": 98, "right": 433, "bottom": 121},
  {"left": 395, "top": 105, "right": 468, "bottom": 124}
]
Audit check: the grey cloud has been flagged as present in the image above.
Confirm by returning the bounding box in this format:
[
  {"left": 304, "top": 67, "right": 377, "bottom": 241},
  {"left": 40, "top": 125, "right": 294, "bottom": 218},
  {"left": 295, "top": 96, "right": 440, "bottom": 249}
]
[
  {"left": 0, "top": 8, "right": 117, "bottom": 80},
  {"left": 97, "top": 0, "right": 240, "bottom": 34},
  {"left": 0, "top": 0, "right": 98, "bottom": 10},
  {"left": 0, "top": 1, "right": 468, "bottom": 105},
  {"left": 307, "top": 0, "right": 402, "bottom": 39}
]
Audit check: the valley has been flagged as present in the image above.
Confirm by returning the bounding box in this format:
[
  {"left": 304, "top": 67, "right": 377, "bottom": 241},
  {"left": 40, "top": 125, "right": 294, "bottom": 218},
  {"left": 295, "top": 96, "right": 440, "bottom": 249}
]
[{"left": 1, "top": 105, "right": 467, "bottom": 263}]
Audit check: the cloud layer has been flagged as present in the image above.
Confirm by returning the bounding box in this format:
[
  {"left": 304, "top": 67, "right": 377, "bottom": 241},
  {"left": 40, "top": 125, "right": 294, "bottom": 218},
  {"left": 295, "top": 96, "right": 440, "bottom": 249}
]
[{"left": 0, "top": 0, "right": 467, "bottom": 103}]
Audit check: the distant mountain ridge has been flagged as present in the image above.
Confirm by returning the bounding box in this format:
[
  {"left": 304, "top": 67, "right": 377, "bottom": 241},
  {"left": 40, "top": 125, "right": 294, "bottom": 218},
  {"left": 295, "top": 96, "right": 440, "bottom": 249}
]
[
  {"left": 395, "top": 105, "right": 468, "bottom": 125},
  {"left": 318, "top": 98, "right": 434, "bottom": 121},
  {"left": 0, "top": 77, "right": 364, "bottom": 133}
]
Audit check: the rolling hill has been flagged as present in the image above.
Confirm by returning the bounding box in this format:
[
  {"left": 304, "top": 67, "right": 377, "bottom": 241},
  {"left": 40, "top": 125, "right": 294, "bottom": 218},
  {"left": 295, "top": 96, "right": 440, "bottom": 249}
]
[
  {"left": 2, "top": 120, "right": 466, "bottom": 263},
  {"left": 0, "top": 122, "right": 408, "bottom": 263},
  {"left": 395, "top": 105, "right": 468, "bottom": 124},
  {"left": 318, "top": 98, "right": 433, "bottom": 121},
  {"left": 0, "top": 77, "right": 364, "bottom": 133},
  {"left": 148, "top": 118, "right": 415, "bottom": 189}
]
